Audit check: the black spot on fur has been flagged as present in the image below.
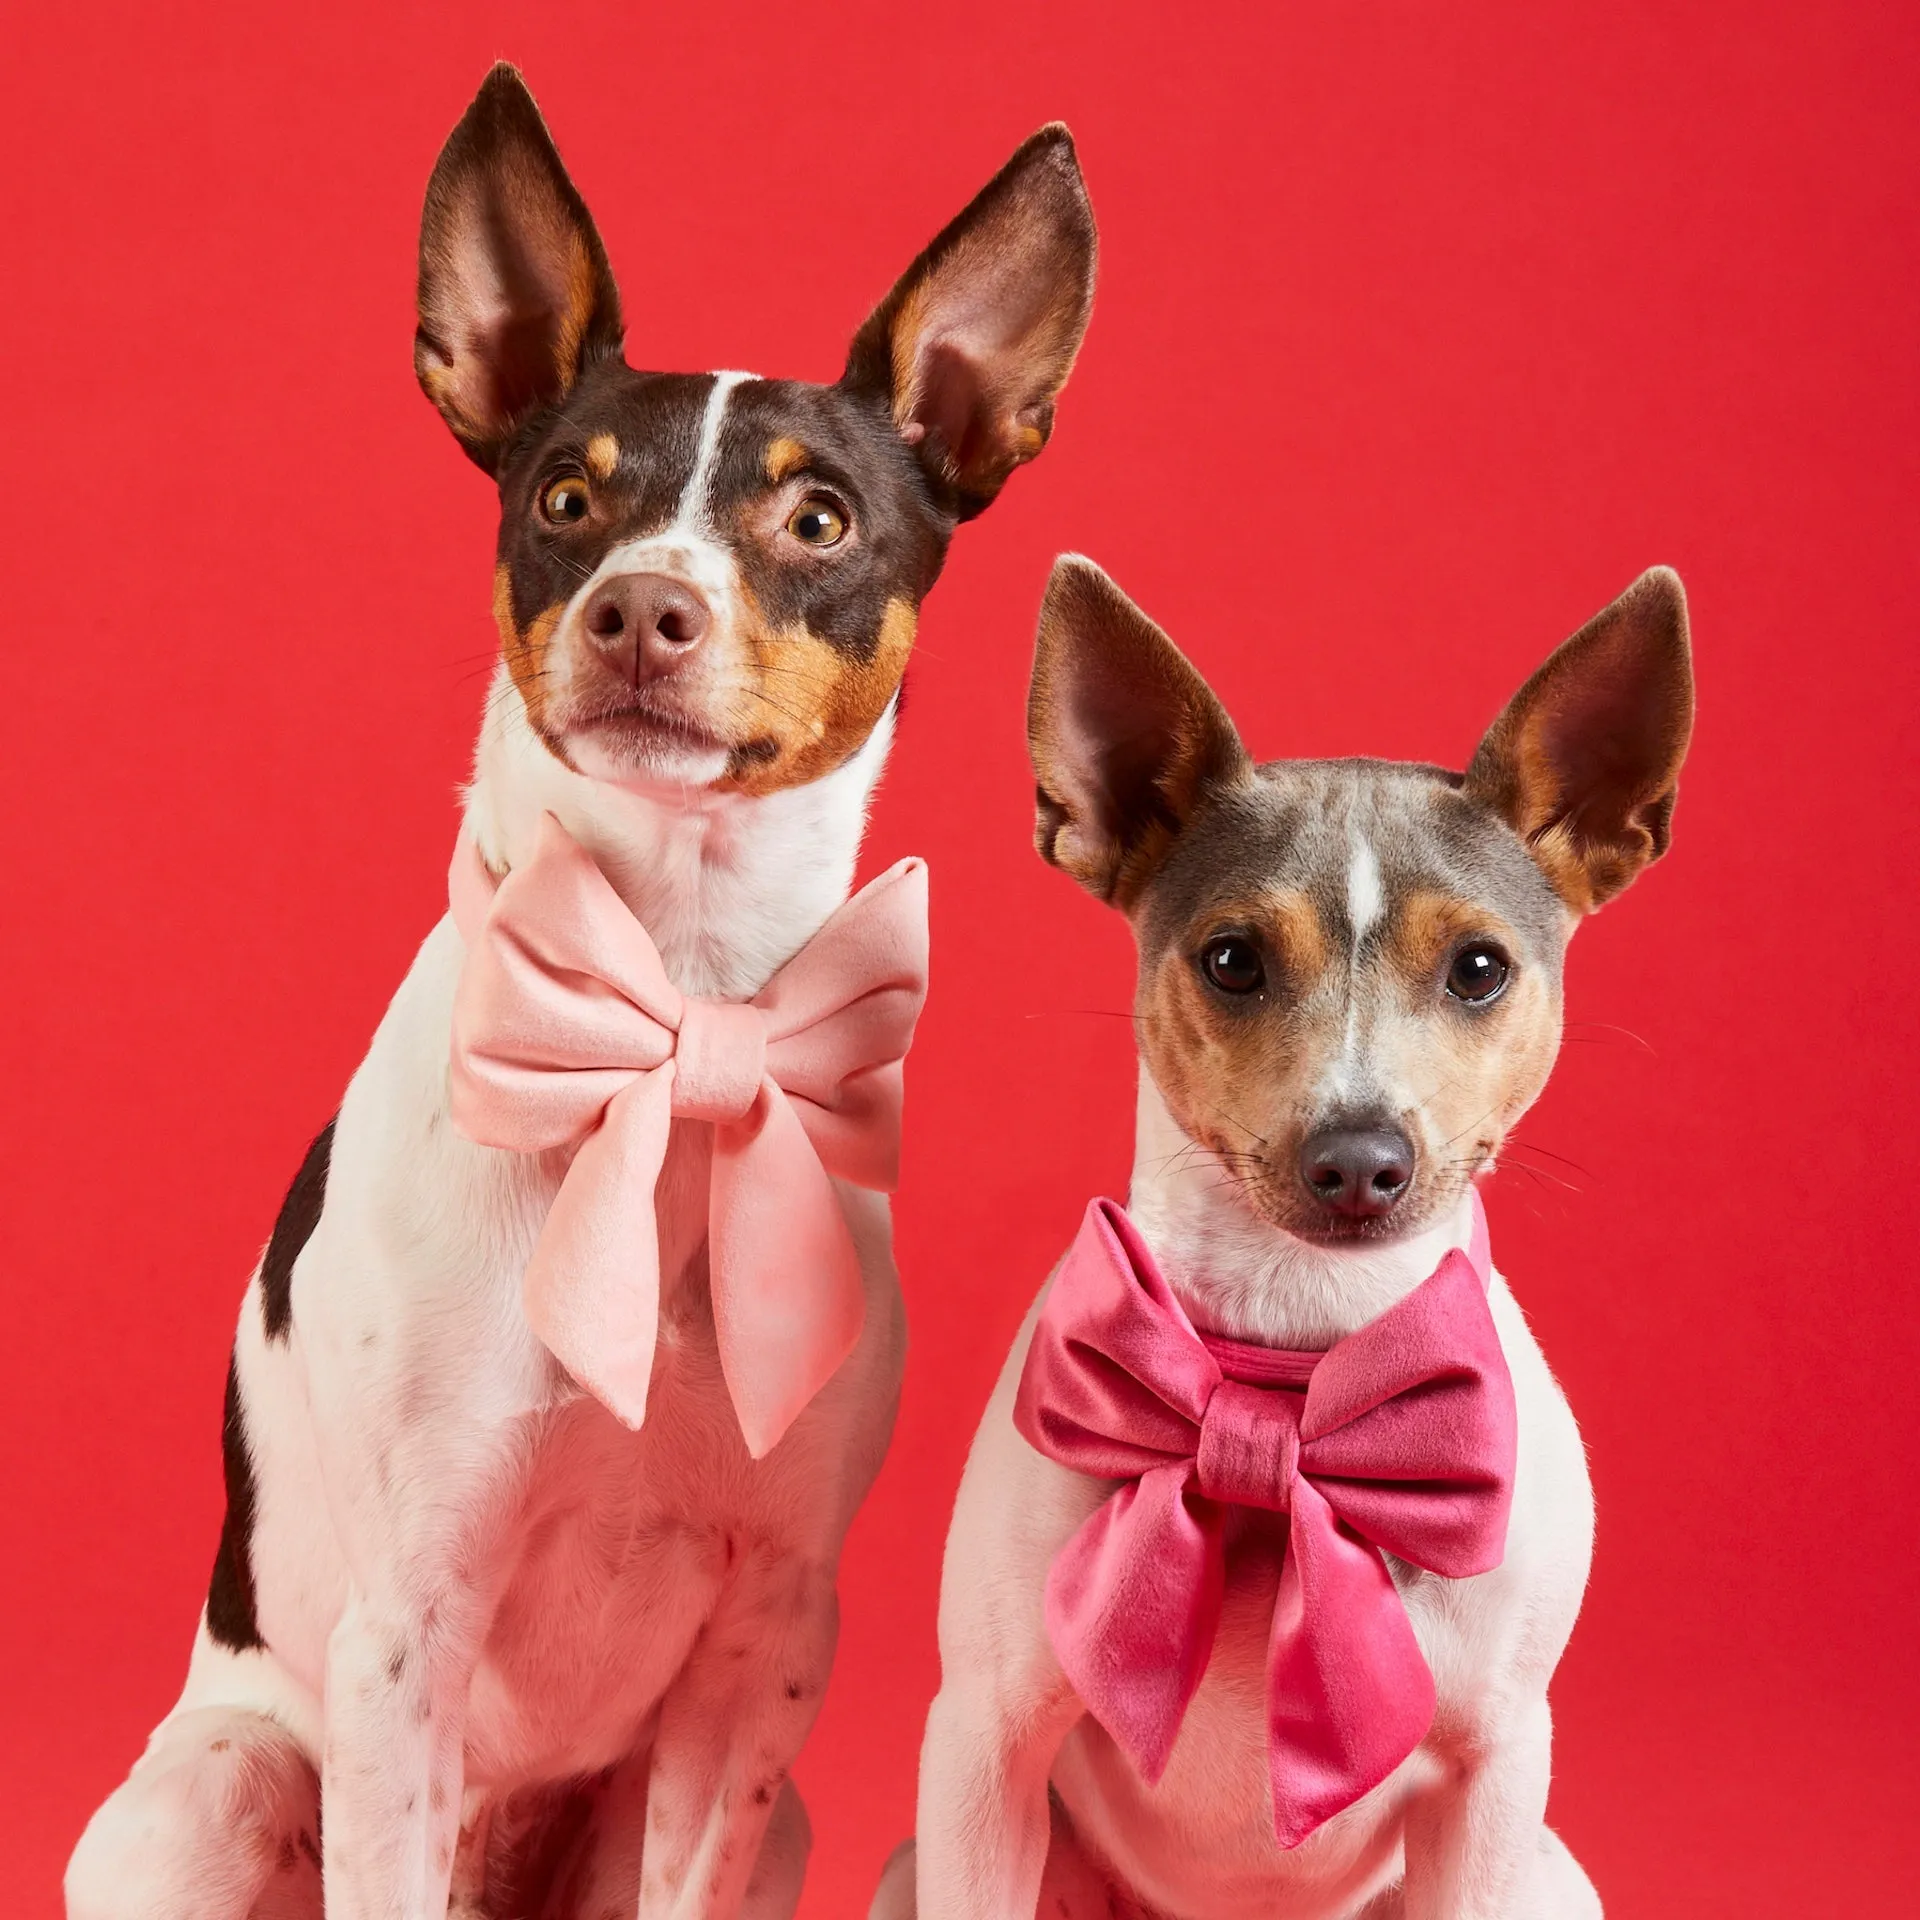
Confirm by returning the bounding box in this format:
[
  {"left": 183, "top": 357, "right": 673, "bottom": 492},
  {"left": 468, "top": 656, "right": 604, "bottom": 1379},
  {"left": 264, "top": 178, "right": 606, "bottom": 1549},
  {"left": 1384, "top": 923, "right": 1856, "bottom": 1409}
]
[
  {"left": 206, "top": 1354, "right": 264, "bottom": 1652},
  {"left": 261, "top": 1118, "right": 336, "bottom": 1342}
]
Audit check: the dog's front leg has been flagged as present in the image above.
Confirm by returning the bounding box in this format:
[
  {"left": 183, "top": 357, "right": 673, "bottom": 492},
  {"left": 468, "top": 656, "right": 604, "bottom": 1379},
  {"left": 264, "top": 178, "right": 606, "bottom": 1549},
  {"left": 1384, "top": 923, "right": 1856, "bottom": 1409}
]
[
  {"left": 1401, "top": 1700, "right": 1556, "bottom": 1919},
  {"left": 914, "top": 1670, "right": 1077, "bottom": 1920},
  {"left": 303, "top": 1254, "right": 533, "bottom": 1918},
  {"left": 321, "top": 1578, "right": 489, "bottom": 1919},
  {"left": 636, "top": 1553, "right": 838, "bottom": 1920}
]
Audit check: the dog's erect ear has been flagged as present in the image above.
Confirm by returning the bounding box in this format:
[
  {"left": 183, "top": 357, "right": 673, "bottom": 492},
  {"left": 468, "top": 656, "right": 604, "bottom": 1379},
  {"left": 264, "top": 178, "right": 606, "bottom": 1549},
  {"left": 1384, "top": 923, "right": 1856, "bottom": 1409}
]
[
  {"left": 415, "top": 65, "right": 624, "bottom": 473},
  {"left": 1465, "top": 567, "right": 1695, "bottom": 913},
  {"left": 1029, "top": 557, "right": 1250, "bottom": 909},
  {"left": 842, "top": 127, "right": 1096, "bottom": 520}
]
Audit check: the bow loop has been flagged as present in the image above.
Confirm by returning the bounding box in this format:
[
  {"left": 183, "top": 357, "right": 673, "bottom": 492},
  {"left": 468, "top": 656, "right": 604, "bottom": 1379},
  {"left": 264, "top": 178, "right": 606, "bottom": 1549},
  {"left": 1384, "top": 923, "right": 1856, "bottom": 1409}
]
[
  {"left": 1015, "top": 1191, "right": 1515, "bottom": 1847},
  {"left": 1195, "top": 1380, "right": 1298, "bottom": 1512},
  {"left": 670, "top": 1000, "right": 768, "bottom": 1123},
  {"left": 447, "top": 818, "right": 929, "bottom": 1454}
]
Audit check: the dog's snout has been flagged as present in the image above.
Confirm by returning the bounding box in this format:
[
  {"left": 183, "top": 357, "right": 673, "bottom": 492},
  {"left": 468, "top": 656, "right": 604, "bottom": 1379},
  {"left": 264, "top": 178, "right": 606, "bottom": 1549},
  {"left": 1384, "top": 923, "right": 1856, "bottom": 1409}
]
[
  {"left": 582, "top": 572, "right": 713, "bottom": 682},
  {"left": 1298, "top": 1125, "right": 1415, "bottom": 1220}
]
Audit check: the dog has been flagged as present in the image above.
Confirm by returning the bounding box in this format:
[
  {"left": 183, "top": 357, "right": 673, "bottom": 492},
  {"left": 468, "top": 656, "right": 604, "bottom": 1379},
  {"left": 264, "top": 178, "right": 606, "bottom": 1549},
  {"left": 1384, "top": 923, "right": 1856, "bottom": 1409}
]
[
  {"left": 875, "top": 555, "right": 1693, "bottom": 1920},
  {"left": 67, "top": 64, "right": 1095, "bottom": 1920}
]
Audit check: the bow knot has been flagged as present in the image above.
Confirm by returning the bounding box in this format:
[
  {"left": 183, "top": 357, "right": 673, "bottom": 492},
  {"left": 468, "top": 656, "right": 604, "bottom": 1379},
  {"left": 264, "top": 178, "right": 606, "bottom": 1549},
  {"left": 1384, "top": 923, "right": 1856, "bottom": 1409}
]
[
  {"left": 1015, "top": 1194, "right": 1515, "bottom": 1848},
  {"left": 1196, "top": 1379, "right": 1299, "bottom": 1512},
  {"left": 447, "top": 814, "right": 929, "bottom": 1458},
  {"left": 671, "top": 999, "right": 767, "bottom": 1123}
]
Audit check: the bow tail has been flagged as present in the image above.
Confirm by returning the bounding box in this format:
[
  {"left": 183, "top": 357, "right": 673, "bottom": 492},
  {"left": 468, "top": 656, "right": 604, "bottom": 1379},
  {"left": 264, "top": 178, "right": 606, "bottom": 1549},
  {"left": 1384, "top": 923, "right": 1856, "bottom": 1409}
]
[
  {"left": 1264, "top": 1478, "right": 1439, "bottom": 1847},
  {"left": 522, "top": 1072, "right": 673, "bottom": 1430},
  {"left": 709, "top": 1086, "right": 867, "bottom": 1460},
  {"left": 1045, "top": 1469, "right": 1224, "bottom": 1785}
]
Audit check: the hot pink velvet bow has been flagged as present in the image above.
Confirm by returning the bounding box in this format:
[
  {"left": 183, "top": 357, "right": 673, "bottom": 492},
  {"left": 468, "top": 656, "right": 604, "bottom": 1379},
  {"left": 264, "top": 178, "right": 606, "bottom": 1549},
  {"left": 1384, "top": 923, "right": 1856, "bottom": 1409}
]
[
  {"left": 1014, "top": 1194, "right": 1516, "bottom": 1847},
  {"left": 447, "top": 813, "right": 929, "bottom": 1459}
]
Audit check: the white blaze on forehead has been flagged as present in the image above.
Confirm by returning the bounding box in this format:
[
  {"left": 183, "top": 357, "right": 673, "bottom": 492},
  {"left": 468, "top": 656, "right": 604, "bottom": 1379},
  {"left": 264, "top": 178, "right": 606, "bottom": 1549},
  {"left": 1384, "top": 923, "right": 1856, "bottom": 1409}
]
[
  {"left": 670, "top": 369, "right": 755, "bottom": 537},
  {"left": 1323, "top": 827, "right": 1384, "bottom": 1103},
  {"left": 1346, "top": 832, "right": 1385, "bottom": 946}
]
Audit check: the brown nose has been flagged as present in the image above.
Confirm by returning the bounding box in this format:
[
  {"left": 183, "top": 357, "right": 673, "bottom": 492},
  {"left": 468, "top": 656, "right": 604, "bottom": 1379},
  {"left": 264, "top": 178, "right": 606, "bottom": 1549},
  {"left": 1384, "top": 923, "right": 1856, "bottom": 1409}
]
[
  {"left": 1298, "top": 1125, "right": 1415, "bottom": 1220},
  {"left": 582, "top": 572, "right": 712, "bottom": 683}
]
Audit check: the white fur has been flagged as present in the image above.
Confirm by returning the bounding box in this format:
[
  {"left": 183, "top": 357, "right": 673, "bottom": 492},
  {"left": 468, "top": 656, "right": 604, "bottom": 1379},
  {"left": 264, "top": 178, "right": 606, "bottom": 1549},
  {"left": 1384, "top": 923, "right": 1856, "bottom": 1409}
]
[
  {"left": 1345, "top": 831, "right": 1384, "bottom": 943},
  {"left": 69, "top": 625, "right": 904, "bottom": 1916},
  {"left": 895, "top": 1064, "right": 1599, "bottom": 1920}
]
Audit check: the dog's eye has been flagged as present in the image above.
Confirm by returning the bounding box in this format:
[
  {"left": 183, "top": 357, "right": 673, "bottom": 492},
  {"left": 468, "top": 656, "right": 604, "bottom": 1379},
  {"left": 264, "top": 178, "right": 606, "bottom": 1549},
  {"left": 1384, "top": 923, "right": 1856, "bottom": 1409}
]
[
  {"left": 786, "top": 495, "right": 848, "bottom": 548},
  {"left": 540, "top": 477, "right": 591, "bottom": 525},
  {"left": 1200, "top": 935, "right": 1265, "bottom": 996},
  {"left": 1446, "top": 943, "right": 1511, "bottom": 1004}
]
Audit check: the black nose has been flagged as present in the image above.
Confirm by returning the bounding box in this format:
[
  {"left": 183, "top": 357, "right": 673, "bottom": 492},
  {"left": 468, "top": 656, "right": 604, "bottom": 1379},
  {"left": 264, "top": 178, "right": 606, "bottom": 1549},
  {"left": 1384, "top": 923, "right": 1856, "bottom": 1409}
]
[
  {"left": 1298, "top": 1125, "right": 1415, "bottom": 1220},
  {"left": 582, "top": 572, "right": 712, "bottom": 683}
]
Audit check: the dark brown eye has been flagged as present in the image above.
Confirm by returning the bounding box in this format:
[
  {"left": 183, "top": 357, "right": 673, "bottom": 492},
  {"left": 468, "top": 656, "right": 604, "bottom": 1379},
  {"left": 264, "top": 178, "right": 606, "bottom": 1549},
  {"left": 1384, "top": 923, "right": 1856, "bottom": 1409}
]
[
  {"left": 540, "top": 477, "right": 591, "bottom": 524},
  {"left": 786, "top": 495, "right": 848, "bottom": 547},
  {"left": 1200, "top": 935, "right": 1265, "bottom": 996},
  {"left": 1446, "top": 942, "right": 1511, "bottom": 1004}
]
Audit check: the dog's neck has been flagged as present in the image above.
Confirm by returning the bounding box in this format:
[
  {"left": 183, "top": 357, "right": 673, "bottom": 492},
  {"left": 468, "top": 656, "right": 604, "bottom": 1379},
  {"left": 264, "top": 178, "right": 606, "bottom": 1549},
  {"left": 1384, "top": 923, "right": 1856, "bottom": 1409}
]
[
  {"left": 462, "top": 670, "right": 896, "bottom": 1001},
  {"left": 1127, "top": 1073, "right": 1477, "bottom": 1349}
]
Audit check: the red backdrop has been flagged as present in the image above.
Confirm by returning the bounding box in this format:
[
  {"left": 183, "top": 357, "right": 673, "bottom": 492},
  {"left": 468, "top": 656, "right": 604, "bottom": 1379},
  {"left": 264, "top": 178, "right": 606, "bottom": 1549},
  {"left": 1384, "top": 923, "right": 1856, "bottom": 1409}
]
[{"left": 3, "top": 2, "right": 1915, "bottom": 1912}]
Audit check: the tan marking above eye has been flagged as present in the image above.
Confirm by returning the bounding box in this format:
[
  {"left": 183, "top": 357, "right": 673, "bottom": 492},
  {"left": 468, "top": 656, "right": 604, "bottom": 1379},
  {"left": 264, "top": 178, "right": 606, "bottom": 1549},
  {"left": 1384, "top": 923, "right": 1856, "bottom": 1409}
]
[
  {"left": 764, "top": 436, "right": 809, "bottom": 483},
  {"left": 1390, "top": 890, "right": 1520, "bottom": 992},
  {"left": 585, "top": 433, "right": 620, "bottom": 479}
]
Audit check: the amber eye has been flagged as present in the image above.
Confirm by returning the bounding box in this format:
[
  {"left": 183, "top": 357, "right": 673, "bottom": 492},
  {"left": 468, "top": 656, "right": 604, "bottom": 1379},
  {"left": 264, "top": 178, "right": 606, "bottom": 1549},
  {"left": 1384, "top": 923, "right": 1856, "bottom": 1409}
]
[
  {"left": 1200, "top": 935, "right": 1265, "bottom": 996},
  {"left": 786, "top": 494, "right": 848, "bottom": 547},
  {"left": 540, "top": 477, "right": 591, "bottom": 525},
  {"left": 1446, "top": 942, "right": 1511, "bottom": 1004}
]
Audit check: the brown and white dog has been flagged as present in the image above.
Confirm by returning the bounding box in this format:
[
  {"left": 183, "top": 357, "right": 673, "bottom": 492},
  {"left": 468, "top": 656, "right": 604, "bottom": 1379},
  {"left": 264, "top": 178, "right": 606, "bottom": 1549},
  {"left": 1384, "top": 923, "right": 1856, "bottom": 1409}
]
[
  {"left": 877, "top": 557, "right": 1693, "bottom": 1920},
  {"left": 67, "top": 66, "right": 1094, "bottom": 1920}
]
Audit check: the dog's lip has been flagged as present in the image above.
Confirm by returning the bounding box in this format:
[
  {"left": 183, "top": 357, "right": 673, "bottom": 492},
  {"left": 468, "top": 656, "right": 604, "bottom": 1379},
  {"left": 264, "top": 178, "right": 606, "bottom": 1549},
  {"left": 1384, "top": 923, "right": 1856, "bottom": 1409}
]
[{"left": 570, "top": 695, "right": 732, "bottom": 755}]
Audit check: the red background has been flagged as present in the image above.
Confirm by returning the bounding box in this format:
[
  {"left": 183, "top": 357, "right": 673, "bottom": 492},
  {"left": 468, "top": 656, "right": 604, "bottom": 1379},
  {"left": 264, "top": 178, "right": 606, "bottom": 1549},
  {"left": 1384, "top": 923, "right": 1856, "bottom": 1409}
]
[{"left": 3, "top": 3, "right": 1915, "bottom": 1912}]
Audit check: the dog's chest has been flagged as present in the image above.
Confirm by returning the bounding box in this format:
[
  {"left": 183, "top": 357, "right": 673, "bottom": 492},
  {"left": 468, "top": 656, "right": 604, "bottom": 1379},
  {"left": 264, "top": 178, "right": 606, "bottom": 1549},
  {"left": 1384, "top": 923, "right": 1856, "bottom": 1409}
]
[
  {"left": 461, "top": 1302, "right": 795, "bottom": 1786},
  {"left": 1051, "top": 1518, "right": 1479, "bottom": 1919}
]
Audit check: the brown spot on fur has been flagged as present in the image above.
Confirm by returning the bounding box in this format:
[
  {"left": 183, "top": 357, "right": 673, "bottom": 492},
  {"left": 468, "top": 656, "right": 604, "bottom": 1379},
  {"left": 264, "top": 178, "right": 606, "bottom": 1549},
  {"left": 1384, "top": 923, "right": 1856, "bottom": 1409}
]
[
  {"left": 585, "top": 432, "right": 619, "bottom": 479},
  {"left": 720, "top": 595, "right": 916, "bottom": 795},
  {"left": 763, "top": 436, "right": 808, "bottom": 483}
]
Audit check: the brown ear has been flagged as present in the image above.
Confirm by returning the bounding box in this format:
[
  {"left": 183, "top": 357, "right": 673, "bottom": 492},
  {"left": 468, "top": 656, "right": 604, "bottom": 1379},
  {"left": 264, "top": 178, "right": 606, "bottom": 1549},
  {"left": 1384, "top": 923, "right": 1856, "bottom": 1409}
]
[
  {"left": 1465, "top": 567, "right": 1696, "bottom": 912},
  {"left": 1029, "top": 557, "right": 1249, "bottom": 908},
  {"left": 842, "top": 126, "right": 1096, "bottom": 520},
  {"left": 414, "top": 65, "right": 624, "bottom": 473}
]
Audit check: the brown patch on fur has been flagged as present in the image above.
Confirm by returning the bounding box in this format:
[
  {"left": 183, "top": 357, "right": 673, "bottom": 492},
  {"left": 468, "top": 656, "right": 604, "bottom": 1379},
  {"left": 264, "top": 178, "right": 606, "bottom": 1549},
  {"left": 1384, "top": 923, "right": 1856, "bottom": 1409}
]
[
  {"left": 492, "top": 564, "right": 567, "bottom": 742},
  {"left": 763, "top": 436, "right": 809, "bottom": 483},
  {"left": 719, "top": 595, "right": 916, "bottom": 796},
  {"left": 585, "top": 432, "right": 620, "bottom": 479}
]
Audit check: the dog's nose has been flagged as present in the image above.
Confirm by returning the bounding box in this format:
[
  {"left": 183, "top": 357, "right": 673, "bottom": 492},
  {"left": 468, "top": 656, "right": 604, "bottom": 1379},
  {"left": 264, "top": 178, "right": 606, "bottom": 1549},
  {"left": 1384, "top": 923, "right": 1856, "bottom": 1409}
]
[
  {"left": 1298, "top": 1125, "right": 1415, "bottom": 1220},
  {"left": 582, "top": 572, "right": 712, "bottom": 682}
]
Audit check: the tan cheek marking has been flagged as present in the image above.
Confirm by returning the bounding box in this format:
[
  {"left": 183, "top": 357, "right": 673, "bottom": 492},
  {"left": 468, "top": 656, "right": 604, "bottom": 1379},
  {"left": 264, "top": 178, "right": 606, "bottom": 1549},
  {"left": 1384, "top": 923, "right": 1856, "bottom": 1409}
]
[
  {"left": 585, "top": 433, "right": 620, "bottom": 480},
  {"left": 491, "top": 564, "right": 566, "bottom": 740},
  {"left": 764, "top": 437, "right": 809, "bottom": 484},
  {"left": 1137, "top": 942, "right": 1334, "bottom": 1199},
  {"left": 1369, "top": 889, "right": 1562, "bottom": 1181},
  {"left": 719, "top": 596, "right": 918, "bottom": 796}
]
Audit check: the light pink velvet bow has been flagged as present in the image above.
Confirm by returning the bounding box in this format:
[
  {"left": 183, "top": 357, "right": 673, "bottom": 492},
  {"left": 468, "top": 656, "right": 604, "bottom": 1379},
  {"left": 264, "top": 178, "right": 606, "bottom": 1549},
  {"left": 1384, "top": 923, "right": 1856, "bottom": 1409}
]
[
  {"left": 447, "top": 813, "right": 929, "bottom": 1458},
  {"left": 1014, "top": 1193, "right": 1516, "bottom": 1847}
]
